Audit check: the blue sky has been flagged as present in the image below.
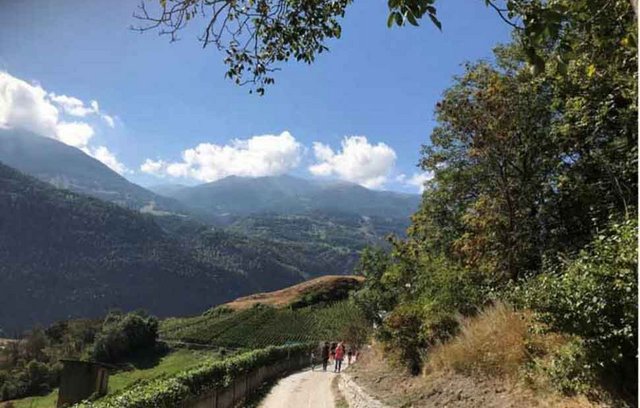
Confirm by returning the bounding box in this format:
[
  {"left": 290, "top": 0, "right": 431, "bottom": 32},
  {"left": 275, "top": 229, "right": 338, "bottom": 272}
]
[{"left": 0, "top": 0, "right": 511, "bottom": 193}]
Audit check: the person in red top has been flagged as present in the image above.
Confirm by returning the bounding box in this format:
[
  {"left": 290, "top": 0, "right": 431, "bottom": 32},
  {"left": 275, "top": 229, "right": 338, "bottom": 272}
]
[{"left": 334, "top": 341, "right": 345, "bottom": 372}]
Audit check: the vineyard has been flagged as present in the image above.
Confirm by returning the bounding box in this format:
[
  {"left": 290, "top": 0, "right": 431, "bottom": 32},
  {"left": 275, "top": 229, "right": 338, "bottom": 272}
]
[{"left": 160, "top": 301, "right": 367, "bottom": 348}]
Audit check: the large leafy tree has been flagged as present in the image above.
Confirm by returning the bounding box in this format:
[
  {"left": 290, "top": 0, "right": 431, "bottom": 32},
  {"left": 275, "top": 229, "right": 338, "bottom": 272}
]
[
  {"left": 411, "top": 0, "right": 637, "bottom": 281},
  {"left": 413, "top": 50, "right": 557, "bottom": 280}
]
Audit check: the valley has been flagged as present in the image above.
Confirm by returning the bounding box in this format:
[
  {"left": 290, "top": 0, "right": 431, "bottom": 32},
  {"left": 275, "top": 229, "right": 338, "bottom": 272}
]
[{"left": 0, "top": 130, "right": 418, "bottom": 333}]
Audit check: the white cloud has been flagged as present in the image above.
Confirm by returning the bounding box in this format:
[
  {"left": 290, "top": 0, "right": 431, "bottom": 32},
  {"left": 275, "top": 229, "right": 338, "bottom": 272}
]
[
  {"left": 56, "top": 121, "right": 95, "bottom": 148},
  {"left": 309, "top": 136, "right": 396, "bottom": 189},
  {"left": 140, "top": 158, "right": 167, "bottom": 176},
  {"left": 84, "top": 146, "right": 128, "bottom": 175},
  {"left": 49, "top": 93, "right": 97, "bottom": 117},
  {"left": 140, "top": 131, "right": 303, "bottom": 182},
  {"left": 0, "top": 71, "right": 124, "bottom": 172},
  {"left": 0, "top": 71, "right": 59, "bottom": 137},
  {"left": 397, "top": 171, "right": 433, "bottom": 193},
  {"left": 49, "top": 93, "right": 115, "bottom": 127},
  {"left": 102, "top": 114, "right": 115, "bottom": 128}
]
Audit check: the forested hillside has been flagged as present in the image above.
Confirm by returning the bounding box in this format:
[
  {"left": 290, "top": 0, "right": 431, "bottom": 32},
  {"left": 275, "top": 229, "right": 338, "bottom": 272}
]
[
  {"left": 0, "top": 163, "right": 360, "bottom": 333},
  {"left": 0, "top": 131, "right": 413, "bottom": 288},
  {"left": 0, "top": 162, "right": 247, "bottom": 332}
]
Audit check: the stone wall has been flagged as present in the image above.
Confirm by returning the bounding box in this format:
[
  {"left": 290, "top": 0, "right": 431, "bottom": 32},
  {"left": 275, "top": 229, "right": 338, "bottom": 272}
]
[
  {"left": 184, "top": 353, "right": 308, "bottom": 408},
  {"left": 338, "top": 373, "right": 389, "bottom": 408}
]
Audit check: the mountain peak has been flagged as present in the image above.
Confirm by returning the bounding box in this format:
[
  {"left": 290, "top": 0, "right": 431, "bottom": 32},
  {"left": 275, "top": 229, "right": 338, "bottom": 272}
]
[{"left": 0, "top": 128, "right": 185, "bottom": 213}]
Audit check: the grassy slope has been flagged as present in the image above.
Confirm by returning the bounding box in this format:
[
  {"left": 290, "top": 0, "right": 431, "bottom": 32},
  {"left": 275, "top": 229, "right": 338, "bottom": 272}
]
[
  {"left": 160, "top": 275, "right": 366, "bottom": 348},
  {"left": 161, "top": 301, "right": 363, "bottom": 348},
  {"left": 10, "top": 350, "right": 217, "bottom": 408}
]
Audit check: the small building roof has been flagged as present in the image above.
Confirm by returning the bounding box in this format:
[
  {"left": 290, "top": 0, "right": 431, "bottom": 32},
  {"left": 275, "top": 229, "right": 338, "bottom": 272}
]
[{"left": 59, "top": 359, "right": 117, "bottom": 369}]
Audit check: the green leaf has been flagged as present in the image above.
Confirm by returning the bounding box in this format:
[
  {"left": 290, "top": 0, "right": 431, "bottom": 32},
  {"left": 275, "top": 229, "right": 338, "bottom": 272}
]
[
  {"left": 406, "top": 12, "right": 419, "bottom": 26},
  {"left": 394, "top": 12, "right": 403, "bottom": 26},
  {"left": 387, "top": 12, "right": 396, "bottom": 28},
  {"left": 428, "top": 13, "right": 442, "bottom": 30}
]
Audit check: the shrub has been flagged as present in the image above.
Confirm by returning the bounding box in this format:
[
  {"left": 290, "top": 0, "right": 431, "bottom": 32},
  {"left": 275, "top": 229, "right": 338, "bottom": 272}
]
[
  {"left": 517, "top": 218, "right": 637, "bottom": 394},
  {"left": 24, "top": 360, "right": 53, "bottom": 395},
  {"left": 528, "top": 338, "right": 595, "bottom": 396},
  {"left": 92, "top": 311, "right": 159, "bottom": 363},
  {"left": 338, "top": 317, "right": 371, "bottom": 349},
  {"left": 381, "top": 303, "right": 426, "bottom": 375}
]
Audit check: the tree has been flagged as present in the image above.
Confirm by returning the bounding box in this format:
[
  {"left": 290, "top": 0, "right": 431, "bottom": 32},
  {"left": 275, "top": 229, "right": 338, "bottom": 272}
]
[
  {"left": 351, "top": 247, "right": 396, "bottom": 325},
  {"left": 414, "top": 48, "right": 558, "bottom": 280},
  {"left": 92, "top": 311, "right": 159, "bottom": 363},
  {"left": 134, "top": 0, "right": 636, "bottom": 93}
]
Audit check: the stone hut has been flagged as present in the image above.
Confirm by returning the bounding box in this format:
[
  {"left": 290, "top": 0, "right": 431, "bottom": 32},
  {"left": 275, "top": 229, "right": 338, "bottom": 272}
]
[{"left": 56, "top": 359, "right": 112, "bottom": 407}]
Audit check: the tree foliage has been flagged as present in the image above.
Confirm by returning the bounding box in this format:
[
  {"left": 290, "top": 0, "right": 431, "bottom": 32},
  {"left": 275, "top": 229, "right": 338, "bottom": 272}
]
[
  {"left": 516, "top": 219, "right": 638, "bottom": 395},
  {"left": 134, "top": 0, "right": 350, "bottom": 95},
  {"left": 0, "top": 320, "right": 100, "bottom": 402},
  {"left": 350, "top": 0, "right": 637, "bottom": 400},
  {"left": 92, "top": 311, "right": 160, "bottom": 363}
]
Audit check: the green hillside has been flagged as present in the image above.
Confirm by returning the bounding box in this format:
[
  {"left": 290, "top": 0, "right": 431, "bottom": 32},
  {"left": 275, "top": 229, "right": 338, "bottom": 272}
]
[
  {"left": 161, "top": 301, "right": 364, "bottom": 348},
  {"left": 160, "top": 275, "right": 369, "bottom": 349},
  {"left": 159, "top": 174, "right": 420, "bottom": 220}
]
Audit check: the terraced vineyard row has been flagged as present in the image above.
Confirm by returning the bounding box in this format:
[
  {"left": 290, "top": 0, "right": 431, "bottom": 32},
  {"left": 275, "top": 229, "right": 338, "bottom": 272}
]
[{"left": 160, "top": 301, "right": 366, "bottom": 349}]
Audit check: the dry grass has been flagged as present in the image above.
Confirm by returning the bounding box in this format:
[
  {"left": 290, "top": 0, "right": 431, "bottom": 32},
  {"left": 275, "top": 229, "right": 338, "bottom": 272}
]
[
  {"left": 426, "top": 302, "right": 564, "bottom": 378},
  {"left": 225, "top": 275, "right": 364, "bottom": 310}
]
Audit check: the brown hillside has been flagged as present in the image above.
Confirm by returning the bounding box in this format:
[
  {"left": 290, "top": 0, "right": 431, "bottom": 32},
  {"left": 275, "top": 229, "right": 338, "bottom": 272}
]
[{"left": 225, "top": 275, "right": 364, "bottom": 310}]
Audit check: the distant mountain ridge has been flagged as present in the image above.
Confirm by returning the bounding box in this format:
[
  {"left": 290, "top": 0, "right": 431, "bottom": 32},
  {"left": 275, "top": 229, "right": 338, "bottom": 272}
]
[
  {"left": 158, "top": 174, "right": 420, "bottom": 219},
  {"left": 0, "top": 129, "right": 186, "bottom": 214}
]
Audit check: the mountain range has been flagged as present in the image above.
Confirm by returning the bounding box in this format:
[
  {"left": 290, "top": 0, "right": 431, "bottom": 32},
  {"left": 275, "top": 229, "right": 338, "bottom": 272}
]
[
  {"left": 150, "top": 174, "right": 419, "bottom": 220},
  {"left": 0, "top": 129, "right": 420, "bottom": 332}
]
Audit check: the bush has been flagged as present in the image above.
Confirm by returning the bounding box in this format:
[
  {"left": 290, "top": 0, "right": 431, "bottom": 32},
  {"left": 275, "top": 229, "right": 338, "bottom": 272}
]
[
  {"left": 517, "top": 218, "right": 637, "bottom": 394},
  {"left": 381, "top": 303, "right": 427, "bottom": 375},
  {"left": 24, "top": 360, "right": 53, "bottom": 395},
  {"left": 531, "top": 338, "right": 595, "bottom": 396},
  {"left": 92, "top": 311, "right": 159, "bottom": 363}
]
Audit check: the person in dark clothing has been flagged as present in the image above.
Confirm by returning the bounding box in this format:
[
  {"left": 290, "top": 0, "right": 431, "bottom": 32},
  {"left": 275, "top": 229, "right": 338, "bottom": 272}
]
[
  {"left": 321, "top": 342, "right": 330, "bottom": 371},
  {"left": 347, "top": 347, "right": 353, "bottom": 365}
]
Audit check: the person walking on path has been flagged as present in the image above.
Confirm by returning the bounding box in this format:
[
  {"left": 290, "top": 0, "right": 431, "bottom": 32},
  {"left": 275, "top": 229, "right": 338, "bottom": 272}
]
[
  {"left": 330, "top": 342, "right": 337, "bottom": 364},
  {"left": 310, "top": 348, "right": 316, "bottom": 371},
  {"left": 321, "top": 342, "right": 330, "bottom": 371},
  {"left": 347, "top": 346, "right": 353, "bottom": 365},
  {"left": 334, "top": 342, "right": 345, "bottom": 373}
]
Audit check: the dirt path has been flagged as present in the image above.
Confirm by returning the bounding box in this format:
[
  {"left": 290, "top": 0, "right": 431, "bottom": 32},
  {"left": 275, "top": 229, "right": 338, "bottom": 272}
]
[{"left": 259, "top": 368, "right": 337, "bottom": 408}]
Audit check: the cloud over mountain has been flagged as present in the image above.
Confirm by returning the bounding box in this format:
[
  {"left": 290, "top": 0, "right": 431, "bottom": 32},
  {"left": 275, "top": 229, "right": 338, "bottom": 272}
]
[
  {"left": 309, "top": 136, "right": 396, "bottom": 189},
  {"left": 0, "top": 71, "right": 125, "bottom": 173},
  {"left": 141, "top": 131, "right": 303, "bottom": 182},
  {"left": 397, "top": 171, "right": 433, "bottom": 193}
]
